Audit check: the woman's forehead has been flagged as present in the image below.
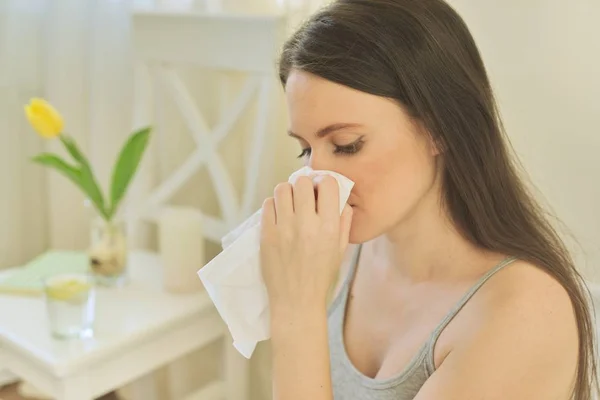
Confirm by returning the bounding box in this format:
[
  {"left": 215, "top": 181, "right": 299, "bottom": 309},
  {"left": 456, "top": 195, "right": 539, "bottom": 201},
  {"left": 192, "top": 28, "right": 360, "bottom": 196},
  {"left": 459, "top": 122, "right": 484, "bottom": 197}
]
[{"left": 285, "top": 70, "right": 411, "bottom": 131}]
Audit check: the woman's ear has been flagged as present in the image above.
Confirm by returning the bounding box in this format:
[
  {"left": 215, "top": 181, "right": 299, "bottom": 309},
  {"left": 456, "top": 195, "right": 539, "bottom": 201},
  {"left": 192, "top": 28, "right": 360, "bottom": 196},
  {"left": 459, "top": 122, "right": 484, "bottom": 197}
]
[{"left": 430, "top": 136, "right": 445, "bottom": 156}]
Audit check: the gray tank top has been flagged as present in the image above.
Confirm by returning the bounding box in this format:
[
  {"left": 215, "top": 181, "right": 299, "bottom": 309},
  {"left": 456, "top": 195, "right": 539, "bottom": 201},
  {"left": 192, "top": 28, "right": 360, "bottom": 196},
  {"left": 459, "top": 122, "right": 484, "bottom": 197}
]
[{"left": 327, "top": 245, "right": 517, "bottom": 399}]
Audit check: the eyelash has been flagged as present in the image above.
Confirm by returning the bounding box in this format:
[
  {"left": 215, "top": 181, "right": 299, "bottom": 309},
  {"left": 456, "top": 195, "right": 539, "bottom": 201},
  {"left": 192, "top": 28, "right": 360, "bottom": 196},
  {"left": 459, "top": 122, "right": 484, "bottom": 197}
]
[{"left": 297, "top": 139, "right": 364, "bottom": 159}]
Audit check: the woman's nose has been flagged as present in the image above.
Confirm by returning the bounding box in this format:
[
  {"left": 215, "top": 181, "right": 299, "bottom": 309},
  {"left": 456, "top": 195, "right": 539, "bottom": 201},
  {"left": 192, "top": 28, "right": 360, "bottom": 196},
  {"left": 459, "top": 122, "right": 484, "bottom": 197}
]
[{"left": 307, "top": 152, "right": 332, "bottom": 172}]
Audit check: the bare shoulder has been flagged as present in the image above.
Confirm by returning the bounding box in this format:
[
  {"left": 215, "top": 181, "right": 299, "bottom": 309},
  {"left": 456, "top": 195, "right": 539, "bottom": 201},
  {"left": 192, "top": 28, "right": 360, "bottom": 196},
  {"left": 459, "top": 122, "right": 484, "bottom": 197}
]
[
  {"left": 478, "top": 258, "right": 578, "bottom": 334},
  {"left": 418, "top": 259, "right": 581, "bottom": 399},
  {"left": 468, "top": 258, "right": 579, "bottom": 354}
]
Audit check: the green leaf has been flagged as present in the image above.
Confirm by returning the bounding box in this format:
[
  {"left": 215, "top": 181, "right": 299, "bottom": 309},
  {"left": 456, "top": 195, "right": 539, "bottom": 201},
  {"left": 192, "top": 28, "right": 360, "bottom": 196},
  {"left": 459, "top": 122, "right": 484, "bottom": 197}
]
[
  {"left": 108, "top": 126, "right": 152, "bottom": 219},
  {"left": 32, "top": 153, "right": 81, "bottom": 185},
  {"left": 60, "top": 135, "right": 89, "bottom": 167},
  {"left": 32, "top": 153, "right": 109, "bottom": 220},
  {"left": 59, "top": 134, "right": 107, "bottom": 219}
]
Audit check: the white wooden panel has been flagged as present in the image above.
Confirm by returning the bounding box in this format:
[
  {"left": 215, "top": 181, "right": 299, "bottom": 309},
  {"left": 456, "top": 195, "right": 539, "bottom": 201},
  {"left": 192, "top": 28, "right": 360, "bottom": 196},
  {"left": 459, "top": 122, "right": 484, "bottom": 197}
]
[
  {"left": 126, "top": 61, "right": 157, "bottom": 249},
  {"left": 131, "top": 12, "right": 287, "bottom": 74},
  {"left": 240, "top": 77, "right": 273, "bottom": 218}
]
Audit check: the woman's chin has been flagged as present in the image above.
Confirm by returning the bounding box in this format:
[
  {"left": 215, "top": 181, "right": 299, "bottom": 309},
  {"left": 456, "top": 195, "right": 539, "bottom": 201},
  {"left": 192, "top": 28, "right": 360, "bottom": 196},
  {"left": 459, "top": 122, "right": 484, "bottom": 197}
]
[
  {"left": 348, "top": 214, "right": 372, "bottom": 244},
  {"left": 348, "top": 209, "right": 390, "bottom": 245}
]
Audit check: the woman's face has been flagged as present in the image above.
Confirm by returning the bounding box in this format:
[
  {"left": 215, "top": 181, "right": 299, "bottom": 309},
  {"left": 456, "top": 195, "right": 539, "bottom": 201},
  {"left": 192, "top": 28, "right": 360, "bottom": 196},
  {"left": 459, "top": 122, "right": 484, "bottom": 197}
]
[{"left": 285, "top": 70, "right": 441, "bottom": 243}]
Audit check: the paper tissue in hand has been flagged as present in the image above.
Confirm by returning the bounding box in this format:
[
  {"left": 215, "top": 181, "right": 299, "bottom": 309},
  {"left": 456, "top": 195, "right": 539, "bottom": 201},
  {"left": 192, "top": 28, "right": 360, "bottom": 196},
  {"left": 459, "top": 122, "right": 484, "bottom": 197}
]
[{"left": 197, "top": 166, "right": 354, "bottom": 358}]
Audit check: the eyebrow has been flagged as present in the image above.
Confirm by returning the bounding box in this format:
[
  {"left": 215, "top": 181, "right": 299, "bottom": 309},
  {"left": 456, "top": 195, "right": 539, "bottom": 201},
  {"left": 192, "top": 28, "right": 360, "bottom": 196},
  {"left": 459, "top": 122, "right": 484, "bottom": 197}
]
[{"left": 287, "top": 123, "right": 364, "bottom": 139}]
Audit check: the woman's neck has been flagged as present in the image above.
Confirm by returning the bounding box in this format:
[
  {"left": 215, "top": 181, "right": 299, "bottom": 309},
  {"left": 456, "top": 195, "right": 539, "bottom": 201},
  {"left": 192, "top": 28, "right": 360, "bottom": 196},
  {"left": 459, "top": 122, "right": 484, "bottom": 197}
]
[{"left": 374, "top": 192, "right": 500, "bottom": 283}]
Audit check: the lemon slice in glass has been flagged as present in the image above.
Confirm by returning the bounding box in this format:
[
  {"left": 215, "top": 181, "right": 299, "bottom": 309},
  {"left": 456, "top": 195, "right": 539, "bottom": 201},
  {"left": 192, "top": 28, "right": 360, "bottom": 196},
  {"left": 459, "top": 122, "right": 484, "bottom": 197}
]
[{"left": 44, "top": 275, "right": 92, "bottom": 302}]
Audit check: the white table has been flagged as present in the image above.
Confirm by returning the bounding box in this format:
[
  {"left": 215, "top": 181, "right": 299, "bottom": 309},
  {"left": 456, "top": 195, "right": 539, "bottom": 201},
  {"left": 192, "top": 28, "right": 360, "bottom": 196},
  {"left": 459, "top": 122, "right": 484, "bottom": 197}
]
[{"left": 0, "top": 251, "right": 230, "bottom": 400}]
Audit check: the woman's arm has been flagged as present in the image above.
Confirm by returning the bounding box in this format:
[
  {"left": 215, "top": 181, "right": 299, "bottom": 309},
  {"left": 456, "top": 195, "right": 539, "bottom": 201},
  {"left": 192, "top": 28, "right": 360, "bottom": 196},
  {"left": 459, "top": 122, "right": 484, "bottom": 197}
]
[
  {"left": 271, "top": 306, "right": 332, "bottom": 400},
  {"left": 259, "top": 175, "right": 353, "bottom": 400}
]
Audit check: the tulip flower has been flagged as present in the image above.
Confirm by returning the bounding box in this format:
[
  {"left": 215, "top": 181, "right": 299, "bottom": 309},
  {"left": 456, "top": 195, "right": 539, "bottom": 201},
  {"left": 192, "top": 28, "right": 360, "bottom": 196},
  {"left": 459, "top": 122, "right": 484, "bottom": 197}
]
[
  {"left": 24, "top": 98, "right": 64, "bottom": 139},
  {"left": 24, "top": 98, "right": 151, "bottom": 221}
]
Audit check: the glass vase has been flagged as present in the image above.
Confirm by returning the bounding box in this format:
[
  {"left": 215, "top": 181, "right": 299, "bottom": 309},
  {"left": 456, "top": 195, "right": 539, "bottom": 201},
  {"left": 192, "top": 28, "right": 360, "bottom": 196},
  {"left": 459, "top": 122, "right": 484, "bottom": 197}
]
[{"left": 88, "top": 217, "right": 129, "bottom": 287}]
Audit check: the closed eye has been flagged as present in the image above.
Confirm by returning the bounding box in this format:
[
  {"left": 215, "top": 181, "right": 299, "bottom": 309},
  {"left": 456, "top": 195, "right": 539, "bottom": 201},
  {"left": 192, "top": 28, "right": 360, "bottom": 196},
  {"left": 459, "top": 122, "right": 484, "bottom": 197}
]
[
  {"left": 297, "top": 148, "right": 311, "bottom": 158},
  {"left": 334, "top": 139, "right": 364, "bottom": 155},
  {"left": 296, "top": 138, "right": 365, "bottom": 159}
]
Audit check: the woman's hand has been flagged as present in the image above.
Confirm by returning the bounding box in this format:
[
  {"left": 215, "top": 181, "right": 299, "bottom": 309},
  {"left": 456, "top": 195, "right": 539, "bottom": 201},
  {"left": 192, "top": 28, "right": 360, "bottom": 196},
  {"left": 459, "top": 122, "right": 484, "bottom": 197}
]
[{"left": 260, "top": 175, "right": 353, "bottom": 315}]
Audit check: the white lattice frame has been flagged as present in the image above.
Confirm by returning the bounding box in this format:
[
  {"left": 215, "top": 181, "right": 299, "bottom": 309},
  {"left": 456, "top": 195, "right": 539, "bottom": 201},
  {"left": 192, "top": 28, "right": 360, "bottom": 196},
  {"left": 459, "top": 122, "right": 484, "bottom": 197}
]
[
  {"left": 130, "top": 66, "right": 273, "bottom": 242},
  {"left": 126, "top": 11, "right": 288, "bottom": 400},
  {"left": 127, "top": 12, "right": 287, "bottom": 241}
]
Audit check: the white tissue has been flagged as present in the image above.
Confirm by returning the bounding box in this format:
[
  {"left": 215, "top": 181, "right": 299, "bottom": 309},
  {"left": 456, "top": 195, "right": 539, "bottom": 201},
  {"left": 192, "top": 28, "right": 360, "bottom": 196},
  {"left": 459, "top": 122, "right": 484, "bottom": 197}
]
[{"left": 198, "top": 166, "right": 354, "bottom": 358}]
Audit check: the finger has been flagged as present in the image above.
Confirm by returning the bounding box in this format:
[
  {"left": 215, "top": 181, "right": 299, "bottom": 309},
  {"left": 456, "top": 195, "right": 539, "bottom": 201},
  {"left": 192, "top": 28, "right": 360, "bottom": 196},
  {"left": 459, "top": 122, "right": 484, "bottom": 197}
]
[
  {"left": 260, "top": 198, "right": 277, "bottom": 247},
  {"left": 316, "top": 175, "right": 340, "bottom": 220},
  {"left": 339, "top": 203, "right": 353, "bottom": 252},
  {"left": 273, "top": 182, "right": 294, "bottom": 224},
  {"left": 261, "top": 197, "right": 276, "bottom": 227},
  {"left": 292, "top": 176, "right": 316, "bottom": 215}
]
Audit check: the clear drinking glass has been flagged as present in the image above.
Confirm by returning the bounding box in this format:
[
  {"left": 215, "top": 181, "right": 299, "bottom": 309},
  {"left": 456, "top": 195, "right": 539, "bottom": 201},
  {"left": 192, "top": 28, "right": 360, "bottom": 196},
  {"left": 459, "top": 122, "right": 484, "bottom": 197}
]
[{"left": 43, "top": 273, "right": 96, "bottom": 339}]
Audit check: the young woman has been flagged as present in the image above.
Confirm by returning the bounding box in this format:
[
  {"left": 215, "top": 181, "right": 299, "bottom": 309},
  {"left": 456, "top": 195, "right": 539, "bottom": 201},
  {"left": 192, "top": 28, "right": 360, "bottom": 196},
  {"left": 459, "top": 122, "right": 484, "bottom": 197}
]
[{"left": 258, "top": 0, "right": 598, "bottom": 399}]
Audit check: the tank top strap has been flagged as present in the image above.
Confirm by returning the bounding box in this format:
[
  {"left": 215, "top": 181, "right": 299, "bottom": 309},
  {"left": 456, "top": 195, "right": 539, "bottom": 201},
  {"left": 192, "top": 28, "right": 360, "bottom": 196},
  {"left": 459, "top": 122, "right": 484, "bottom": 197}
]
[
  {"left": 339, "top": 244, "right": 362, "bottom": 302},
  {"left": 328, "top": 244, "right": 363, "bottom": 314},
  {"left": 345, "top": 244, "right": 363, "bottom": 288},
  {"left": 427, "top": 256, "right": 519, "bottom": 357}
]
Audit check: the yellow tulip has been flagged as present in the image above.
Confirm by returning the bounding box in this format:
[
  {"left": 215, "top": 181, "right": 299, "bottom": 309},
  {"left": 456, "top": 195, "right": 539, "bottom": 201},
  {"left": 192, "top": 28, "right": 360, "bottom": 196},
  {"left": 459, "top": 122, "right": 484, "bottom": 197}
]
[{"left": 24, "top": 98, "right": 64, "bottom": 138}]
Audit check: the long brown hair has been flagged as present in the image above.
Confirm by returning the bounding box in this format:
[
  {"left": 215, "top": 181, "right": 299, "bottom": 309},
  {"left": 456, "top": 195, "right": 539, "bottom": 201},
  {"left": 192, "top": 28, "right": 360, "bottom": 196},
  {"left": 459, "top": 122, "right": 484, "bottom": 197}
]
[{"left": 278, "top": 0, "right": 598, "bottom": 398}]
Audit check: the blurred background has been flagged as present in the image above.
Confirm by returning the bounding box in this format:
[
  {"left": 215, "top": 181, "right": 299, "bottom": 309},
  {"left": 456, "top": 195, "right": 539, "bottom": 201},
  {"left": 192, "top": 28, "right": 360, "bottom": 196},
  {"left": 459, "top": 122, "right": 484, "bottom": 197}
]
[{"left": 0, "top": 0, "right": 598, "bottom": 399}]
